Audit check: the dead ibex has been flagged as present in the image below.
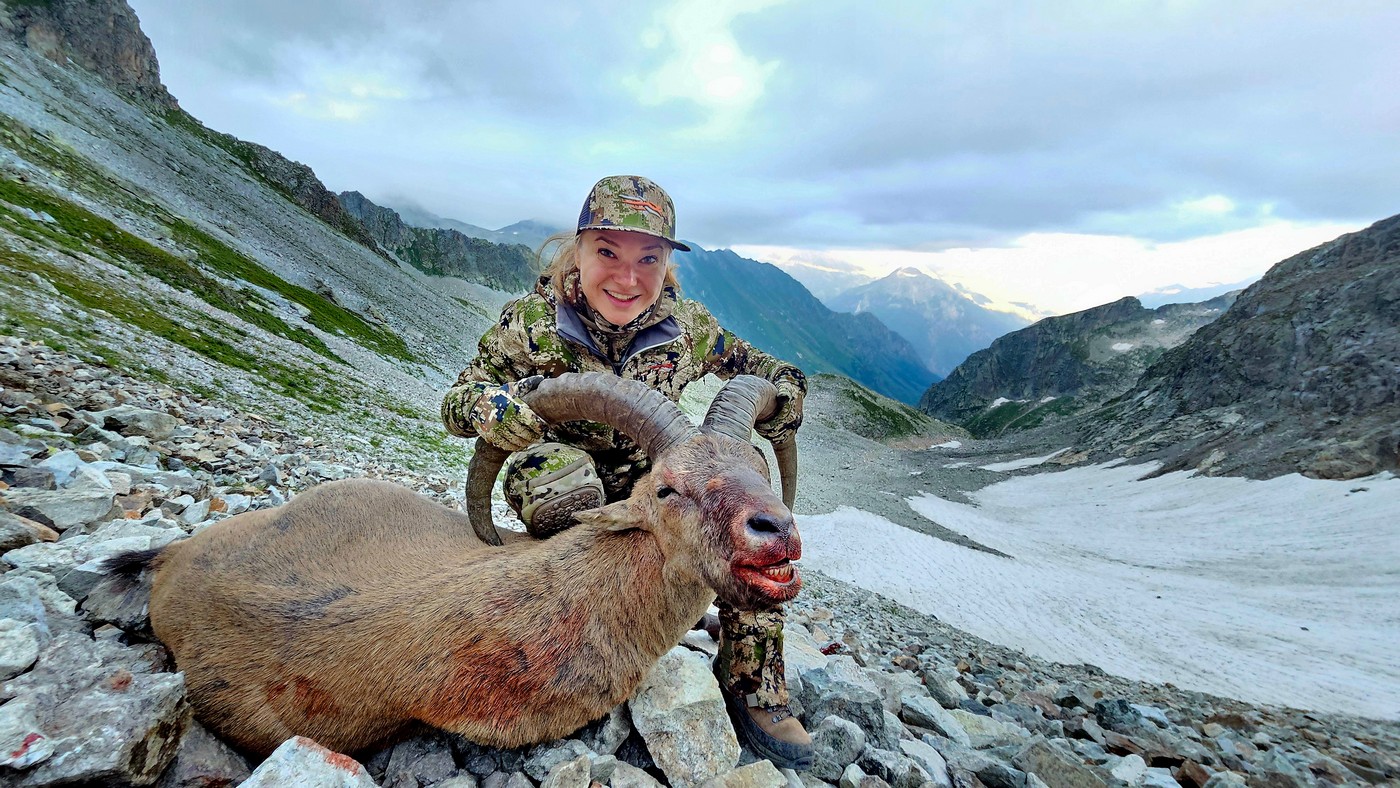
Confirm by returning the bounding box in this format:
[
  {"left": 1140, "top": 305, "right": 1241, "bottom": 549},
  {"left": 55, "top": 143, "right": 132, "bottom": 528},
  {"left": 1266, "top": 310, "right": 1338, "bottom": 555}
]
[{"left": 110, "top": 372, "right": 802, "bottom": 756}]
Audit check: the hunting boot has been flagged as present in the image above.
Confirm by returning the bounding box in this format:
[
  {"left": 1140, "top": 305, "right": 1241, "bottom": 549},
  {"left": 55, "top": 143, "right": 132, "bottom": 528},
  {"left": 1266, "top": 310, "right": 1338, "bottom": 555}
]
[
  {"left": 504, "top": 443, "right": 606, "bottom": 538},
  {"left": 713, "top": 607, "right": 813, "bottom": 770}
]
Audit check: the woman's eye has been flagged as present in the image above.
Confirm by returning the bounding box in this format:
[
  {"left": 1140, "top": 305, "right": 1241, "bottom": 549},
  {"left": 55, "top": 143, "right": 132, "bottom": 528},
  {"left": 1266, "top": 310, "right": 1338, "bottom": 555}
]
[
  {"left": 640, "top": 255, "right": 659, "bottom": 265},
  {"left": 657, "top": 485, "right": 676, "bottom": 499},
  {"left": 598, "top": 248, "right": 616, "bottom": 258}
]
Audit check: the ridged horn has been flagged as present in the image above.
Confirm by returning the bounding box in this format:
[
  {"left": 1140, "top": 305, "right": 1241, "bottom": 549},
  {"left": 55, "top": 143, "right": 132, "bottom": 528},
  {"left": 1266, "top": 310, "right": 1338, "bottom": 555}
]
[
  {"left": 701, "top": 376, "right": 799, "bottom": 510},
  {"left": 466, "top": 372, "right": 700, "bottom": 545}
]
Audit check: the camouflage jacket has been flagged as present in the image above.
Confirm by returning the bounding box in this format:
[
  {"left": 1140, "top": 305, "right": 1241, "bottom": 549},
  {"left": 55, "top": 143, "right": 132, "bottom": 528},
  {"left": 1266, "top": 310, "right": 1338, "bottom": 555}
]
[{"left": 443, "top": 277, "right": 805, "bottom": 496}]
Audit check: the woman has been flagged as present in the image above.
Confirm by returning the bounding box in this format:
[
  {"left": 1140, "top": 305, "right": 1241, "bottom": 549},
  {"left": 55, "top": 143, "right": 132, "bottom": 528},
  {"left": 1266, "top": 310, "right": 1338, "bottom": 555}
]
[{"left": 441, "top": 175, "right": 811, "bottom": 769}]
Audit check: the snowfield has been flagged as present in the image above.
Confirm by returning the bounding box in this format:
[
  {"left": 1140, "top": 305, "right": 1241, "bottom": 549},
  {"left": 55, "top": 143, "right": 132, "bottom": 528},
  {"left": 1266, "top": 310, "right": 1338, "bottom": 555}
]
[{"left": 797, "top": 461, "right": 1400, "bottom": 720}]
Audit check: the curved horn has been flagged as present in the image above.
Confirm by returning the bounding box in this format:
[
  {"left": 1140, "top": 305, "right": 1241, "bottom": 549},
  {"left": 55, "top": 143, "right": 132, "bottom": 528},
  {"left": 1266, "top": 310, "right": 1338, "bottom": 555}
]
[
  {"left": 701, "top": 376, "right": 799, "bottom": 510},
  {"left": 465, "top": 372, "right": 700, "bottom": 545}
]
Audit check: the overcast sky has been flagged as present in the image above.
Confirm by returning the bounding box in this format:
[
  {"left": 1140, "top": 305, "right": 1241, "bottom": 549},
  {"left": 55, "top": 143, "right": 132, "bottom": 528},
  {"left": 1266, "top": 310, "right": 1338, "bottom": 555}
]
[{"left": 127, "top": 1, "right": 1397, "bottom": 314}]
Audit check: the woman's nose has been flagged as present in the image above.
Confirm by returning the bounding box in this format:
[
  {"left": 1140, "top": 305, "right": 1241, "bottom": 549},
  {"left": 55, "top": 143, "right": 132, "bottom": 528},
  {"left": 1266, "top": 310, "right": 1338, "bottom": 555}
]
[{"left": 616, "top": 263, "right": 639, "bottom": 286}]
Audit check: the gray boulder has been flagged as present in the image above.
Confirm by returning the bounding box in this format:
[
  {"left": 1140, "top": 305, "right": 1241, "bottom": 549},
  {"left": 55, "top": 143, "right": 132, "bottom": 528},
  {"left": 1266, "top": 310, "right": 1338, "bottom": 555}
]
[{"left": 629, "top": 646, "right": 739, "bottom": 787}]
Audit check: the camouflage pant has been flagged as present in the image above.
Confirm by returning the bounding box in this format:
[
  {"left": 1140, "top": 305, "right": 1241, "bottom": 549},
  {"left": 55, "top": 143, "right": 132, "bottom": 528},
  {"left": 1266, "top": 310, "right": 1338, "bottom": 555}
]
[{"left": 505, "top": 443, "right": 790, "bottom": 709}]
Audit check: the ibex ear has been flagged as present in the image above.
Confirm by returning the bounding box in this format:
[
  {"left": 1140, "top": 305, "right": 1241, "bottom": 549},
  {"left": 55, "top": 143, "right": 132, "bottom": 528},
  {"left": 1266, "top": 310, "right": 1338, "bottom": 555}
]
[{"left": 574, "top": 500, "right": 649, "bottom": 533}]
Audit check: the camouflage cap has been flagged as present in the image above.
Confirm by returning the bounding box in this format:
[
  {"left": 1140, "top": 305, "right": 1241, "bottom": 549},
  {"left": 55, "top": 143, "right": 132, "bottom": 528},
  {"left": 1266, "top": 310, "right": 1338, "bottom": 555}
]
[{"left": 577, "top": 175, "right": 691, "bottom": 252}]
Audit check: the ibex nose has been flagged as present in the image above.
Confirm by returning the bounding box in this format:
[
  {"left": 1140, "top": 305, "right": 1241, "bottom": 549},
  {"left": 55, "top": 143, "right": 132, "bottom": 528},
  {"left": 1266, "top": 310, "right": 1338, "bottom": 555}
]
[{"left": 746, "top": 512, "right": 792, "bottom": 539}]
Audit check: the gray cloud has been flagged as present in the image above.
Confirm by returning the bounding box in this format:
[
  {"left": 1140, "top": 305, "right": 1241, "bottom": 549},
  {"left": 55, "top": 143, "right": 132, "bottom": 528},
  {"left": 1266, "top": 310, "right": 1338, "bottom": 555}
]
[{"left": 128, "top": 0, "right": 1400, "bottom": 250}]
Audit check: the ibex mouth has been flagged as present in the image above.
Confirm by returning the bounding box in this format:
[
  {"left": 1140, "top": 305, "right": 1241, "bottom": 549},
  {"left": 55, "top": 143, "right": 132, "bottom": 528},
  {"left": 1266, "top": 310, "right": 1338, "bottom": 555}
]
[{"left": 733, "top": 558, "right": 802, "bottom": 601}]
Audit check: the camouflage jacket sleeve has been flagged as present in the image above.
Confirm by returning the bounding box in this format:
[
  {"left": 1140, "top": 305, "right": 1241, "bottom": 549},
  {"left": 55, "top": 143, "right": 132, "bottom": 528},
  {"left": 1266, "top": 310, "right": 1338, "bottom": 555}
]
[
  {"left": 442, "top": 300, "right": 540, "bottom": 438},
  {"left": 685, "top": 300, "right": 807, "bottom": 400}
]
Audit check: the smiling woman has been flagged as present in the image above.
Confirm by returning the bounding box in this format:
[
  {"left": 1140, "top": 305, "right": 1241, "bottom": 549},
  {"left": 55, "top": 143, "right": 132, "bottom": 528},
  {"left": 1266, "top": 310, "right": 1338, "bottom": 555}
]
[{"left": 439, "top": 175, "right": 816, "bottom": 769}]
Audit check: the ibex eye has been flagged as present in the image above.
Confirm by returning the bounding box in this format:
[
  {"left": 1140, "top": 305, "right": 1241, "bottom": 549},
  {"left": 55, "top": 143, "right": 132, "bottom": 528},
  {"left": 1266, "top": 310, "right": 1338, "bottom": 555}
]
[{"left": 657, "top": 485, "right": 676, "bottom": 499}]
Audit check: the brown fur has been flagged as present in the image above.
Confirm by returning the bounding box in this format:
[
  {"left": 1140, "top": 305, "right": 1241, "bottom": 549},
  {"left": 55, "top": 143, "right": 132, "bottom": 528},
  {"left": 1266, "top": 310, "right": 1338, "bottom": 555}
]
[{"left": 146, "top": 434, "right": 801, "bottom": 756}]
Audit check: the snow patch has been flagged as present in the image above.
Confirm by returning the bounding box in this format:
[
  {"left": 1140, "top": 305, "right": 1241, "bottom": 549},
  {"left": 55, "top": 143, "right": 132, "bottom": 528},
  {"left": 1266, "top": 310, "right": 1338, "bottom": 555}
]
[
  {"left": 989, "top": 397, "right": 1011, "bottom": 408},
  {"left": 932, "top": 440, "right": 963, "bottom": 449},
  {"left": 1039, "top": 396, "right": 1056, "bottom": 403},
  {"left": 797, "top": 465, "right": 1400, "bottom": 719},
  {"left": 1112, "top": 342, "right": 1135, "bottom": 352},
  {"left": 980, "top": 448, "right": 1070, "bottom": 472},
  {"left": 1152, "top": 319, "right": 1166, "bottom": 325}
]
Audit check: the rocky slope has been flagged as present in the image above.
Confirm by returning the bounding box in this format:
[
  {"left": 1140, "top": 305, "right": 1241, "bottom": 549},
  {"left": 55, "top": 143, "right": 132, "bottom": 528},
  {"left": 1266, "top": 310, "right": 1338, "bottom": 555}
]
[
  {"left": 1, "top": 336, "right": 1396, "bottom": 788},
  {"left": 919, "top": 295, "right": 1233, "bottom": 437},
  {"left": 0, "top": 19, "right": 515, "bottom": 457},
  {"left": 828, "top": 268, "right": 1029, "bottom": 379},
  {"left": 674, "top": 248, "right": 938, "bottom": 405},
  {"left": 340, "top": 191, "right": 536, "bottom": 293},
  {"left": 1079, "top": 215, "right": 1400, "bottom": 480}
]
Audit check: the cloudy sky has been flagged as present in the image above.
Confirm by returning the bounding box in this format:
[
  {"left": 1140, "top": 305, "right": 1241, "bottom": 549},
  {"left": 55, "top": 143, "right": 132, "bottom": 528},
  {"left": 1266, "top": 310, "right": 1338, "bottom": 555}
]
[{"left": 128, "top": 1, "right": 1397, "bottom": 314}]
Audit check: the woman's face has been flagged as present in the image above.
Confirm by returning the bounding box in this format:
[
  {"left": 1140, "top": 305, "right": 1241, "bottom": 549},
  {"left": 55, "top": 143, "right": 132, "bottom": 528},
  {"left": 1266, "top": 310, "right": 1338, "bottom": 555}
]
[{"left": 576, "top": 229, "right": 668, "bottom": 325}]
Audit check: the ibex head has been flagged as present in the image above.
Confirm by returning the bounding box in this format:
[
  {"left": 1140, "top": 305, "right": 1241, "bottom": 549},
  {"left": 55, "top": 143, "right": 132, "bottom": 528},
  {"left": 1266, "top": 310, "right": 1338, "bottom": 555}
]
[{"left": 466, "top": 372, "right": 802, "bottom": 609}]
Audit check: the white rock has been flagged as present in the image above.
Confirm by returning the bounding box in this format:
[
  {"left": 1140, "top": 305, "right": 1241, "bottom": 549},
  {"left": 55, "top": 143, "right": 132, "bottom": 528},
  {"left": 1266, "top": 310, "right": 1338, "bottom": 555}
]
[
  {"left": 1110, "top": 753, "right": 1148, "bottom": 783},
  {"left": 898, "top": 739, "right": 951, "bottom": 788},
  {"left": 945, "top": 709, "right": 1030, "bottom": 749},
  {"left": 0, "top": 697, "right": 53, "bottom": 768},
  {"left": 629, "top": 646, "right": 739, "bottom": 788},
  {"left": 240, "top": 736, "right": 377, "bottom": 787},
  {"left": 699, "top": 760, "right": 787, "bottom": 788},
  {"left": 611, "top": 760, "right": 666, "bottom": 788},
  {"left": 541, "top": 754, "right": 592, "bottom": 788},
  {"left": 0, "top": 618, "right": 43, "bottom": 679}
]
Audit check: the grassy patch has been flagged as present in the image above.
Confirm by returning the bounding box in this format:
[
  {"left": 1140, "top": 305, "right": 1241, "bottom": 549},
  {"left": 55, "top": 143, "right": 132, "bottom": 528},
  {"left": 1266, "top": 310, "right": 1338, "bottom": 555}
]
[
  {"left": 452, "top": 296, "right": 491, "bottom": 319},
  {"left": 963, "top": 396, "right": 1082, "bottom": 437},
  {"left": 0, "top": 178, "right": 413, "bottom": 364},
  {"left": 170, "top": 219, "right": 414, "bottom": 362},
  {"left": 0, "top": 247, "right": 346, "bottom": 413},
  {"left": 840, "top": 385, "right": 925, "bottom": 439}
]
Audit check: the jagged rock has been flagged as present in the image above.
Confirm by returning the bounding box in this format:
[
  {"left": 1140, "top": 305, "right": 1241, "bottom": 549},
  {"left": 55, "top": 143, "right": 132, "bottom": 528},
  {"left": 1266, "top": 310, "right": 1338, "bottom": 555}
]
[
  {"left": 856, "top": 747, "right": 919, "bottom": 788},
  {"left": 629, "top": 646, "right": 739, "bottom": 787},
  {"left": 0, "top": 0, "right": 176, "bottom": 107},
  {"left": 240, "top": 736, "right": 378, "bottom": 787},
  {"left": 1011, "top": 738, "right": 1109, "bottom": 788},
  {"left": 0, "top": 510, "right": 57, "bottom": 552},
  {"left": 897, "top": 739, "right": 951, "bottom": 788},
  {"left": 0, "top": 697, "right": 54, "bottom": 769},
  {"left": 525, "top": 740, "right": 596, "bottom": 782},
  {"left": 698, "top": 760, "right": 787, "bottom": 788},
  {"left": 383, "top": 731, "right": 459, "bottom": 787},
  {"left": 1200, "top": 772, "right": 1248, "bottom": 788},
  {"left": 944, "top": 710, "right": 1028, "bottom": 749},
  {"left": 4, "top": 482, "right": 116, "bottom": 531},
  {"left": 153, "top": 719, "right": 251, "bottom": 788},
  {"left": 838, "top": 763, "right": 866, "bottom": 788},
  {"left": 540, "top": 754, "right": 592, "bottom": 788},
  {"left": 797, "top": 656, "right": 887, "bottom": 748},
  {"left": 809, "top": 715, "right": 867, "bottom": 783},
  {"left": 0, "top": 618, "right": 44, "bottom": 679},
  {"left": 95, "top": 405, "right": 181, "bottom": 441},
  {"left": 610, "top": 760, "right": 666, "bottom": 788},
  {"left": 576, "top": 704, "right": 632, "bottom": 756},
  {"left": 900, "top": 696, "right": 970, "bottom": 748},
  {"left": 5, "top": 666, "right": 188, "bottom": 786}
]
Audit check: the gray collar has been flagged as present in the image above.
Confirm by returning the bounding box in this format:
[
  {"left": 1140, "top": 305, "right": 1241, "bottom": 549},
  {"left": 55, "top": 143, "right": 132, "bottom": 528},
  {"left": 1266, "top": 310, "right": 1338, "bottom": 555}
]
[{"left": 556, "top": 300, "right": 681, "bottom": 370}]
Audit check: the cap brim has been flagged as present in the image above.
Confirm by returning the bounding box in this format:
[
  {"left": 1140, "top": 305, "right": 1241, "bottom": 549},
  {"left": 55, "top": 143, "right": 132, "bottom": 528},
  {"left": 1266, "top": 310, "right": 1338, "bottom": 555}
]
[{"left": 577, "top": 225, "right": 690, "bottom": 252}]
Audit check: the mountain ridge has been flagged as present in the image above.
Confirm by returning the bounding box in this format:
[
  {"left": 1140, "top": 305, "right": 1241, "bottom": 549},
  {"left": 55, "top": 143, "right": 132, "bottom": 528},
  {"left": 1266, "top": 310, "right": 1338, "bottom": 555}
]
[{"left": 828, "top": 266, "right": 1030, "bottom": 377}]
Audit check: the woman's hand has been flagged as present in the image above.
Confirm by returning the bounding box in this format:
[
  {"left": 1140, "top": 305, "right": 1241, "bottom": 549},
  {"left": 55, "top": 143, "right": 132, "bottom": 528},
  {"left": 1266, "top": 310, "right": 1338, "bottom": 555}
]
[
  {"left": 756, "top": 378, "right": 804, "bottom": 443},
  {"left": 443, "top": 376, "right": 549, "bottom": 451}
]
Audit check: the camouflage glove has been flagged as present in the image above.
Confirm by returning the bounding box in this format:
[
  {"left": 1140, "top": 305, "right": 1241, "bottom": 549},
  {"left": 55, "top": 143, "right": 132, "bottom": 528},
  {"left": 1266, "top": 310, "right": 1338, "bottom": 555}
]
[
  {"left": 756, "top": 377, "right": 804, "bottom": 444},
  {"left": 444, "top": 376, "right": 549, "bottom": 452}
]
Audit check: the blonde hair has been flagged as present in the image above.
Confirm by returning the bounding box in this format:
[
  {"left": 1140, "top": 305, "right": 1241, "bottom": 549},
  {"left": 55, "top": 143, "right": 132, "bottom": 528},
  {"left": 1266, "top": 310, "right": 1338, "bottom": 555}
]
[{"left": 538, "top": 231, "right": 681, "bottom": 304}]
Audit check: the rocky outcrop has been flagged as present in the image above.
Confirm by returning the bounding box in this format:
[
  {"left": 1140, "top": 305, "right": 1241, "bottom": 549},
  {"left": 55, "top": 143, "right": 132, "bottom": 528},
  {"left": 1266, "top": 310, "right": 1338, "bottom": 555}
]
[
  {"left": 1086, "top": 214, "right": 1400, "bottom": 479},
  {"left": 0, "top": 0, "right": 175, "bottom": 109},
  {"left": 340, "top": 191, "right": 536, "bottom": 292},
  {"left": 920, "top": 294, "right": 1232, "bottom": 435}
]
